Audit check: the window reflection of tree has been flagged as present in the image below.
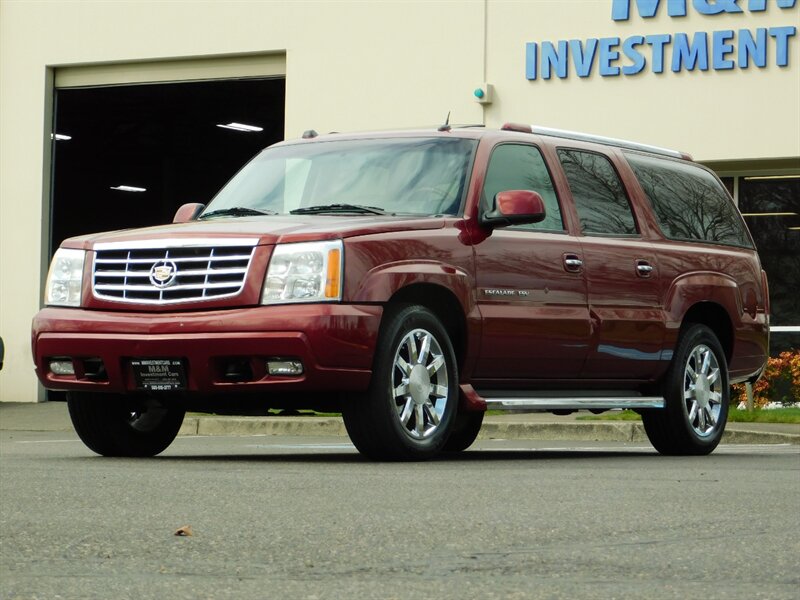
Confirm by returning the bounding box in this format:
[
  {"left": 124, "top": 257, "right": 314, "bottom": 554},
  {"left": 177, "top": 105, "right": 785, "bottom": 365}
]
[
  {"left": 626, "top": 155, "right": 749, "bottom": 247},
  {"left": 482, "top": 145, "right": 564, "bottom": 231},
  {"left": 315, "top": 140, "right": 473, "bottom": 215},
  {"left": 557, "top": 150, "right": 637, "bottom": 235}
]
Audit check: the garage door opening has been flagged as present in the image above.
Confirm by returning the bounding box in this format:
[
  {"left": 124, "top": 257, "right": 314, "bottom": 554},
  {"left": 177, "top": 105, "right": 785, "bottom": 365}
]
[{"left": 51, "top": 77, "right": 285, "bottom": 252}]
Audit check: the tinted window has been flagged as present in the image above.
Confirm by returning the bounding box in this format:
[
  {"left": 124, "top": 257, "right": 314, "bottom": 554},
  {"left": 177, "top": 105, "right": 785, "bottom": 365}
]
[
  {"left": 557, "top": 149, "right": 637, "bottom": 235},
  {"left": 482, "top": 144, "right": 564, "bottom": 231},
  {"left": 625, "top": 153, "right": 753, "bottom": 248}
]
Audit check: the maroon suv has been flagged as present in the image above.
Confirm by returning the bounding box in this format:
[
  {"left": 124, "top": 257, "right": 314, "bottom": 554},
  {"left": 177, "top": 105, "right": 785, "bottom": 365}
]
[{"left": 32, "top": 124, "right": 770, "bottom": 460}]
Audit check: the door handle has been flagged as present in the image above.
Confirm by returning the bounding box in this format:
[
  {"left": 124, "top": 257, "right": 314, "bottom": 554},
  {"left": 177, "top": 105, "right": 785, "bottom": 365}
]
[
  {"left": 563, "top": 254, "right": 583, "bottom": 272},
  {"left": 636, "top": 260, "right": 654, "bottom": 277}
]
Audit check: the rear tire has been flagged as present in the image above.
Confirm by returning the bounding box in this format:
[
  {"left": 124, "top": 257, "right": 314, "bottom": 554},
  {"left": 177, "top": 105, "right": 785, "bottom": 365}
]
[
  {"left": 68, "top": 392, "right": 185, "bottom": 457},
  {"left": 342, "top": 304, "right": 458, "bottom": 461},
  {"left": 643, "top": 324, "right": 729, "bottom": 456}
]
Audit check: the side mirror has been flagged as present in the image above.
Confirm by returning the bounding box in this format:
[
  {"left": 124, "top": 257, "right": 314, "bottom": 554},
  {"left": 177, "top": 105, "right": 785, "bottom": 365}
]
[
  {"left": 480, "top": 190, "right": 546, "bottom": 229},
  {"left": 173, "top": 203, "right": 205, "bottom": 223}
]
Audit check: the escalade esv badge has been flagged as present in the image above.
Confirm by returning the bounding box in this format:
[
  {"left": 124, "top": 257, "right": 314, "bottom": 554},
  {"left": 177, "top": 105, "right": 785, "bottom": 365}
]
[{"left": 149, "top": 261, "right": 178, "bottom": 288}]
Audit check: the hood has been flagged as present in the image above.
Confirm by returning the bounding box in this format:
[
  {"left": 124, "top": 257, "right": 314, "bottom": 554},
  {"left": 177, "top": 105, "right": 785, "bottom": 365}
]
[{"left": 61, "top": 214, "right": 447, "bottom": 249}]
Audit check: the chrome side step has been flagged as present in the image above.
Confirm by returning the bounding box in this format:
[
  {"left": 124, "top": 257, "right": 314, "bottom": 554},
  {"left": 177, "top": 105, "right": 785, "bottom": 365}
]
[{"left": 483, "top": 396, "right": 664, "bottom": 411}]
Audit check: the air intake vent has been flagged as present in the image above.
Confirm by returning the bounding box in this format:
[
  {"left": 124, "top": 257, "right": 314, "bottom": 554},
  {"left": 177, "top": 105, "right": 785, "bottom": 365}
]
[{"left": 92, "top": 239, "right": 258, "bottom": 305}]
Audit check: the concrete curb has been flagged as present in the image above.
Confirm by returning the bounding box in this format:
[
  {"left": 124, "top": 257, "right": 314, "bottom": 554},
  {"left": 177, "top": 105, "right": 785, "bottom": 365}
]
[{"left": 178, "top": 416, "right": 800, "bottom": 445}]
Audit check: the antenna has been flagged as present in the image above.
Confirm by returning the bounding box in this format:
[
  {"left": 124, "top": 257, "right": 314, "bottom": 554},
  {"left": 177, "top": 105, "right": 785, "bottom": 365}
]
[{"left": 437, "top": 111, "right": 451, "bottom": 132}]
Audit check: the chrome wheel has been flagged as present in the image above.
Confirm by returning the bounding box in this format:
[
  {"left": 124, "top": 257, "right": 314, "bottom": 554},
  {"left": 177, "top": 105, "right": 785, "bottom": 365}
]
[
  {"left": 391, "top": 328, "right": 449, "bottom": 439},
  {"left": 642, "top": 323, "right": 729, "bottom": 456},
  {"left": 342, "top": 304, "right": 458, "bottom": 460},
  {"left": 683, "top": 344, "right": 723, "bottom": 437}
]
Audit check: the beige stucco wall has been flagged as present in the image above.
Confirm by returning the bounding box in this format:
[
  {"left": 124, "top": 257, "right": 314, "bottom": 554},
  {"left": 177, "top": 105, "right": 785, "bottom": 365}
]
[
  {"left": 484, "top": 1, "right": 800, "bottom": 161},
  {"left": 1, "top": 0, "right": 798, "bottom": 402}
]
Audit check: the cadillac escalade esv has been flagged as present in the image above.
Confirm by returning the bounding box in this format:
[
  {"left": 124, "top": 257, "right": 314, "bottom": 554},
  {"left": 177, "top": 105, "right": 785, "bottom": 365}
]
[{"left": 32, "top": 124, "right": 770, "bottom": 460}]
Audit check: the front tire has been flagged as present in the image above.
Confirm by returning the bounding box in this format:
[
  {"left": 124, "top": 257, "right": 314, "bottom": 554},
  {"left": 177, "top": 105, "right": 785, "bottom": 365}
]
[
  {"left": 68, "top": 392, "right": 185, "bottom": 457},
  {"left": 443, "top": 411, "right": 484, "bottom": 452},
  {"left": 643, "top": 324, "right": 729, "bottom": 456},
  {"left": 342, "top": 304, "right": 458, "bottom": 461}
]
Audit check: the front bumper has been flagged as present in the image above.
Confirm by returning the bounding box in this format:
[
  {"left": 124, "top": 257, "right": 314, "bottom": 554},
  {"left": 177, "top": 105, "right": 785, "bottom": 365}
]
[{"left": 32, "top": 304, "right": 382, "bottom": 394}]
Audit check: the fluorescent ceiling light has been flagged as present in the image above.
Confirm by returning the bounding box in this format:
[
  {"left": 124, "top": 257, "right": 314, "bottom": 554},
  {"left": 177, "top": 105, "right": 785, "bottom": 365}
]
[
  {"left": 789, "top": 227, "right": 800, "bottom": 231},
  {"left": 744, "top": 175, "right": 800, "bottom": 181},
  {"left": 740, "top": 212, "right": 797, "bottom": 217},
  {"left": 216, "top": 122, "right": 263, "bottom": 132},
  {"left": 52, "top": 133, "right": 72, "bottom": 141},
  {"left": 110, "top": 185, "right": 147, "bottom": 193}
]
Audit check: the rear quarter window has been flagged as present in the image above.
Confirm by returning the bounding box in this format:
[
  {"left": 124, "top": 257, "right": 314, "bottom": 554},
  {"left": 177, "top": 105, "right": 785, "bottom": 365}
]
[{"left": 625, "top": 153, "right": 753, "bottom": 248}]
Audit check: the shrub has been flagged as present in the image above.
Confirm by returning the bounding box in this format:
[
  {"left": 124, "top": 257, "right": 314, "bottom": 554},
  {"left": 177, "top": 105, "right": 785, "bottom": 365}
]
[{"left": 731, "top": 350, "right": 800, "bottom": 408}]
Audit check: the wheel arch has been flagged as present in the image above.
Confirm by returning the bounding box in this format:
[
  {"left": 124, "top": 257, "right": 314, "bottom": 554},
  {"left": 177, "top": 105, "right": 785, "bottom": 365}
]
[
  {"left": 680, "top": 302, "right": 734, "bottom": 365},
  {"left": 386, "top": 283, "right": 469, "bottom": 369},
  {"left": 664, "top": 272, "right": 742, "bottom": 365}
]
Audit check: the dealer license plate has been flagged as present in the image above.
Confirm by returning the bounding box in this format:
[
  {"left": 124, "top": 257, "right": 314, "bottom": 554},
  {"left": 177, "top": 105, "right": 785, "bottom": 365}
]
[{"left": 130, "top": 359, "right": 187, "bottom": 391}]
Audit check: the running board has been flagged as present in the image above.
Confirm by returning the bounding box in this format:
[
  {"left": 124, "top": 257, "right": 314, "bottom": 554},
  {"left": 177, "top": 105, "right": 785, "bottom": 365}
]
[{"left": 483, "top": 396, "right": 664, "bottom": 411}]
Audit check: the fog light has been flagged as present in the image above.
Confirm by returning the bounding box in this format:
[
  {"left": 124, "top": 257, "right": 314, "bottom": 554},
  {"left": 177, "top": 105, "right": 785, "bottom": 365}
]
[
  {"left": 267, "top": 360, "right": 304, "bottom": 376},
  {"left": 49, "top": 359, "right": 75, "bottom": 376}
]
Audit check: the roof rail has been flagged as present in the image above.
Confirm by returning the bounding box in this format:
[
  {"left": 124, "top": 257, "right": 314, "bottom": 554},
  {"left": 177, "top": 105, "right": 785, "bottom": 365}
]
[{"left": 529, "top": 125, "right": 690, "bottom": 160}]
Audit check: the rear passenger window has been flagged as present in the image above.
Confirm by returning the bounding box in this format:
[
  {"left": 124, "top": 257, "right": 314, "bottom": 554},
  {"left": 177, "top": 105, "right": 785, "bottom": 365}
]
[
  {"left": 625, "top": 153, "right": 753, "bottom": 248},
  {"left": 557, "top": 149, "right": 638, "bottom": 236},
  {"left": 483, "top": 144, "right": 564, "bottom": 231}
]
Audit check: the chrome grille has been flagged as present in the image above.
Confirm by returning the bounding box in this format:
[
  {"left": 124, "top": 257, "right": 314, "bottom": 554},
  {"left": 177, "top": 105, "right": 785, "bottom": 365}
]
[{"left": 92, "top": 239, "right": 258, "bottom": 304}]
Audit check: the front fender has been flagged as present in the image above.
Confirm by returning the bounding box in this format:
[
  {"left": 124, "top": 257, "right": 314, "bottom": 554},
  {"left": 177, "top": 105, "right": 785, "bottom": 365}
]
[{"left": 350, "top": 260, "right": 474, "bottom": 312}]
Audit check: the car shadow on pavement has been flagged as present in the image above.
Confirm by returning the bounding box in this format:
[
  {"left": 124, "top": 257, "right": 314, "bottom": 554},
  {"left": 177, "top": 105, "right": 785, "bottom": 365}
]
[{"left": 57, "top": 448, "right": 665, "bottom": 463}]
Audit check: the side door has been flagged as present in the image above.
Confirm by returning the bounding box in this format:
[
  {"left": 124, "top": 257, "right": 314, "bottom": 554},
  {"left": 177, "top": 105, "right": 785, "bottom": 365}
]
[
  {"left": 472, "top": 143, "right": 590, "bottom": 381},
  {"left": 555, "top": 148, "right": 664, "bottom": 380}
]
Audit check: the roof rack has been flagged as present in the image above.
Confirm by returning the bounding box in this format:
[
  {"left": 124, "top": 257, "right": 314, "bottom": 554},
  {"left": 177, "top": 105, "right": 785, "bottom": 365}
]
[{"left": 500, "top": 123, "right": 690, "bottom": 160}]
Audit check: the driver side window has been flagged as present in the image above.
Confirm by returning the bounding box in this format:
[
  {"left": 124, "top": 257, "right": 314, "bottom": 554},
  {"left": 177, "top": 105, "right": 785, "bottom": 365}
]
[{"left": 482, "top": 144, "right": 564, "bottom": 231}]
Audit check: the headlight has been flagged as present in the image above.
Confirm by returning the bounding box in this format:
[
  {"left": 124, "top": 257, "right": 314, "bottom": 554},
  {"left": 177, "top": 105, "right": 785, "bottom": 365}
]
[
  {"left": 45, "top": 248, "right": 86, "bottom": 307},
  {"left": 261, "top": 240, "right": 343, "bottom": 304}
]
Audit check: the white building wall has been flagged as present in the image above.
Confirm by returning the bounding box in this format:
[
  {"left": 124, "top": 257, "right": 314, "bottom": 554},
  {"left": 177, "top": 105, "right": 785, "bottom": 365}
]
[{"left": 1, "top": 0, "right": 798, "bottom": 401}]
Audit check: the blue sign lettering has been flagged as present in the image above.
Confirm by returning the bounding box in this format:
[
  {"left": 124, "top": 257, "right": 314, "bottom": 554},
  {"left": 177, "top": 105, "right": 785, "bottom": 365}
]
[
  {"left": 672, "top": 32, "right": 709, "bottom": 71},
  {"left": 612, "top": 0, "right": 688, "bottom": 20},
  {"left": 542, "top": 41, "right": 569, "bottom": 79},
  {"left": 569, "top": 39, "right": 599, "bottom": 77},
  {"left": 693, "top": 0, "right": 743, "bottom": 16},
  {"left": 738, "top": 28, "right": 768, "bottom": 66},
  {"left": 526, "top": 0, "right": 797, "bottom": 81},
  {"left": 612, "top": 0, "right": 795, "bottom": 20},
  {"left": 712, "top": 30, "right": 736, "bottom": 68},
  {"left": 770, "top": 25, "right": 796, "bottom": 65},
  {"left": 622, "top": 35, "right": 648, "bottom": 74},
  {"left": 646, "top": 34, "right": 672, "bottom": 72}
]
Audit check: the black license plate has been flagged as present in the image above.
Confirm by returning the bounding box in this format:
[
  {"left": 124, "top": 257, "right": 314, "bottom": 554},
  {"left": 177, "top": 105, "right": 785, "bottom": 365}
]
[{"left": 130, "top": 359, "right": 187, "bottom": 391}]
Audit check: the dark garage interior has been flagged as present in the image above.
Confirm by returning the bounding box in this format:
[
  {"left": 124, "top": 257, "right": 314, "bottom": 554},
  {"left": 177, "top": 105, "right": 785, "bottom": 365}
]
[{"left": 51, "top": 77, "right": 285, "bottom": 253}]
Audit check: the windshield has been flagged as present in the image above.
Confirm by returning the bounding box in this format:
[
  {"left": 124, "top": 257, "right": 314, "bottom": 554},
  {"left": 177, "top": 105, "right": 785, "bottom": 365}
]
[{"left": 200, "top": 137, "right": 477, "bottom": 218}]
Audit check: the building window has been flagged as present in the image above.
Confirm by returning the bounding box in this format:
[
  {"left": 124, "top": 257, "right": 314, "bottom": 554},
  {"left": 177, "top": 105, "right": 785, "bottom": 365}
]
[{"left": 739, "top": 176, "right": 800, "bottom": 353}]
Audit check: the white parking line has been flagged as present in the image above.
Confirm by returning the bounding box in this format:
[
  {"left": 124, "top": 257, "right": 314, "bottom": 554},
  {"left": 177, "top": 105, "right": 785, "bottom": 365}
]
[
  {"left": 12, "top": 439, "right": 81, "bottom": 444},
  {"left": 244, "top": 443, "right": 355, "bottom": 450}
]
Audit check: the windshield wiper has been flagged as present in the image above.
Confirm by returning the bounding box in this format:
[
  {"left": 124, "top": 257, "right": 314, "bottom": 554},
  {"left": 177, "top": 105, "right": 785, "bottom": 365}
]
[
  {"left": 199, "top": 207, "right": 277, "bottom": 220},
  {"left": 290, "top": 203, "right": 390, "bottom": 215}
]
